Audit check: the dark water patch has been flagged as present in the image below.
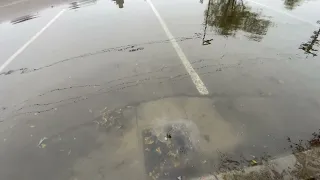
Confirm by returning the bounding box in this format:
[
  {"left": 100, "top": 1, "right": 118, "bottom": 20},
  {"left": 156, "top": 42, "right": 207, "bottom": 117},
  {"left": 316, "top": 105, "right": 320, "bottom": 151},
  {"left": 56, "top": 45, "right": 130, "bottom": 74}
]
[
  {"left": 11, "top": 14, "right": 38, "bottom": 25},
  {"left": 203, "top": 0, "right": 272, "bottom": 43}
]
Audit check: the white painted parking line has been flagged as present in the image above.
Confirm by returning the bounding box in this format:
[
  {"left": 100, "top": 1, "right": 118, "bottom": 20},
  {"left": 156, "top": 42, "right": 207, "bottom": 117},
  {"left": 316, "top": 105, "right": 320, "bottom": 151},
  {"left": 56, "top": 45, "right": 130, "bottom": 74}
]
[
  {"left": 0, "top": 9, "right": 66, "bottom": 73},
  {"left": 0, "top": 0, "right": 28, "bottom": 8},
  {"left": 146, "top": 0, "right": 209, "bottom": 95},
  {"left": 245, "top": 0, "right": 320, "bottom": 27}
]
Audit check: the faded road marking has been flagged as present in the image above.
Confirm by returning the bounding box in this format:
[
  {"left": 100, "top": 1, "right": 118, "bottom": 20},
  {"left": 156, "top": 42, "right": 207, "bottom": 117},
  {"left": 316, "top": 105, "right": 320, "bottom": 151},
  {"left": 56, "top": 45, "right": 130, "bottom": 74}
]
[
  {"left": 0, "top": 0, "right": 27, "bottom": 8},
  {"left": 146, "top": 0, "right": 209, "bottom": 95},
  {"left": 246, "top": 0, "right": 320, "bottom": 27},
  {"left": 0, "top": 9, "right": 66, "bottom": 73}
]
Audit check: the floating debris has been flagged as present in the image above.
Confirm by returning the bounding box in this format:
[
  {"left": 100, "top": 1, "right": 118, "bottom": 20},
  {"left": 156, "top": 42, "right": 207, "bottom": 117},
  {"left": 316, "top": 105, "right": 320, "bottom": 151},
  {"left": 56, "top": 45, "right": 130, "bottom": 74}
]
[
  {"left": 202, "top": 160, "right": 207, "bottom": 164},
  {"left": 38, "top": 137, "right": 48, "bottom": 148},
  {"left": 250, "top": 159, "right": 258, "bottom": 166},
  {"left": 40, "top": 144, "right": 46, "bottom": 148},
  {"left": 145, "top": 136, "right": 154, "bottom": 145},
  {"left": 156, "top": 147, "right": 162, "bottom": 154},
  {"left": 148, "top": 170, "right": 160, "bottom": 180}
]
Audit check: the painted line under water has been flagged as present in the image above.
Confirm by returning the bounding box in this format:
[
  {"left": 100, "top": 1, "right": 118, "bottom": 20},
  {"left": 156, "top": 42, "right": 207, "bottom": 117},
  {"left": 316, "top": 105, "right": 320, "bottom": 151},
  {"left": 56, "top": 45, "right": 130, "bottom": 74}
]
[
  {"left": 0, "top": 9, "right": 66, "bottom": 73},
  {"left": 146, "top": 0, "right": 209, "bottom": 95},
  {"left": 0, "top": 0, "right": 28, "bottom": 8}
]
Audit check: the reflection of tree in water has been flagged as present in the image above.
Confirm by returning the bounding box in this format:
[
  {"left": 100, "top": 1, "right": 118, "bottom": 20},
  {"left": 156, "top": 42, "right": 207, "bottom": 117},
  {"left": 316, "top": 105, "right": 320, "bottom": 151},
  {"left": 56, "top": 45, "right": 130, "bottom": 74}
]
[
  {"left": 112, "top": 0, "right": 124, "bottom": 8},
  {"left": 283, "top": 0, "right": 303, "bottom": 10},
  {"left": 204, "top": 0, "right": 271, "bottom": 42},
  {"left": 299, "top": 28, "right": 320, "bottom": 57}
]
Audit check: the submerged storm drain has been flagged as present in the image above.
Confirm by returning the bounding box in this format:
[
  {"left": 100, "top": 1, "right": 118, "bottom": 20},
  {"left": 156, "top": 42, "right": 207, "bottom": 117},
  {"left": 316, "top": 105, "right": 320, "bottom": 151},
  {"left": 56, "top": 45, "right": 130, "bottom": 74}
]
[
  {"left": 142, "top": 121, "right": 208, "bottom": 180},
  {"left": 134, "top": 97, "right": 242, "bottom": 179}
]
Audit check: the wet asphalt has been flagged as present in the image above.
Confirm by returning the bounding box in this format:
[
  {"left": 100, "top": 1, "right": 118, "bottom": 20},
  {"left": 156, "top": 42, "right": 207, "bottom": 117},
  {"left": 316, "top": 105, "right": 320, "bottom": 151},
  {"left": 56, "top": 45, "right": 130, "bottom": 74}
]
[{"left": 0, "top": 0, "right": 320, "bottom": 179}]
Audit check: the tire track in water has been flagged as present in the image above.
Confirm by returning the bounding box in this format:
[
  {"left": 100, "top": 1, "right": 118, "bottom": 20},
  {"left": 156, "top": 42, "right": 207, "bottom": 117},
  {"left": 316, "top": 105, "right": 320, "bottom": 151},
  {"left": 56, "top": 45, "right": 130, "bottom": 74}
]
[
  {"left": 15, "top": 96, "right": 83, "bottom": 111},
  {"left": 0, "top": 33, "right": 203, "bottom": 77},
  {"left": 8, "top": 56, "right": 266, "bottom": 115},
  {"left": 10, "top": 60, "right": 248, "bottom": 117}
]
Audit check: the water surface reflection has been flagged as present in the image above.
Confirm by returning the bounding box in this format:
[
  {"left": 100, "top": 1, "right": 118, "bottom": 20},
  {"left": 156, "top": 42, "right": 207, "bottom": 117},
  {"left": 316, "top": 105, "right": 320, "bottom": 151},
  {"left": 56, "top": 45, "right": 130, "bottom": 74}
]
[
  {"left": 299, "top": 27, "right": 320, "bottom": 57},
  {"left": 284, "top": 0, "right": 304, "bottom": 10},
  {"left": 112, "top": 0, "right": 124, "bottom": 8},
  {"left": 203, "top": 0, "right": 272, "bottom": 43}
]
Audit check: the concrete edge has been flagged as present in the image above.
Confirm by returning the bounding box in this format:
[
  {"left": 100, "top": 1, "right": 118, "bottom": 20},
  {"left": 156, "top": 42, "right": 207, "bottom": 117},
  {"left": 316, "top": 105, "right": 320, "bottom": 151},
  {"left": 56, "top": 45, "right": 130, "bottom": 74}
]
[{"left": 192, "top": 151, "right": 309, "bottom": 180}]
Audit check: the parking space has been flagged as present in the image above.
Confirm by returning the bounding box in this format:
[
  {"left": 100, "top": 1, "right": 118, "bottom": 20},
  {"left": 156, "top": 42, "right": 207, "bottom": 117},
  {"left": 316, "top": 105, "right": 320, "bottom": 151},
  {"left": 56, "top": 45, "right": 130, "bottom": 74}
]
[
  {"left": 149, "top": 0, "right": 320, "bottom": 160},
  {"left": 1, "top": 0, "right": 320, "bottom": 179},
  {"left": 0, "top": 1, "right": 205, "bottom": 179}
]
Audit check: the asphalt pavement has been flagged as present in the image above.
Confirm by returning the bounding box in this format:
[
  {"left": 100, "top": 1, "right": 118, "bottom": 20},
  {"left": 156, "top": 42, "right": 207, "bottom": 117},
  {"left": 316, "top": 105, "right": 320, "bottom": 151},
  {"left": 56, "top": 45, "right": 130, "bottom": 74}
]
[{"left": 1, "top": 0, "right": 320, "bottom": 179}]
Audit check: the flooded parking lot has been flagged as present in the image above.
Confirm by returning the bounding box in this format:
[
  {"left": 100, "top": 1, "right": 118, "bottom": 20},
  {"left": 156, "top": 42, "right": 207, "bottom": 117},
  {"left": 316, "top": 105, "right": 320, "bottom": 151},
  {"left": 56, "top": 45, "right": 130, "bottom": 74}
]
[{"left": 0, "top": 0, "right": 320, "bottom": 179}]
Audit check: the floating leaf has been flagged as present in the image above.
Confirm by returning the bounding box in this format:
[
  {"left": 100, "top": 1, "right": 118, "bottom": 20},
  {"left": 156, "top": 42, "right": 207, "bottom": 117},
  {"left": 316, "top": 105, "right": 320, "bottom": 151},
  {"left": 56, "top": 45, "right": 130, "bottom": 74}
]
[
  {"left": 250, "top": 159, "right": 258, "bottom": 166},
  {"left": 145, "top": 136, "right": 154, "bottom": 145},
  {"left": 156, "top": 147, "right": 162, "bottom": 154}
]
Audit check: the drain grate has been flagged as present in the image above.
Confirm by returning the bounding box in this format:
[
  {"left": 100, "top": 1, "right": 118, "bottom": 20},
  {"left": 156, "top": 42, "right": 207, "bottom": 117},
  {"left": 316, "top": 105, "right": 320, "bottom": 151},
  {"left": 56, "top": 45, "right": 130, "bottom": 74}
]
[{"left": 142, "top": 122, "right": 202, "bottom": 180}]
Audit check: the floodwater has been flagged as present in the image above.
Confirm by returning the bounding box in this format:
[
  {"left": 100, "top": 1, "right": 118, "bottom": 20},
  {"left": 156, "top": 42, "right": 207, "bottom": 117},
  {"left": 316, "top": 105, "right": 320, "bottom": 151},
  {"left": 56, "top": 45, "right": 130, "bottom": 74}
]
[{"left": 0, "top": 0, "right": 320, "bottom": 179}]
